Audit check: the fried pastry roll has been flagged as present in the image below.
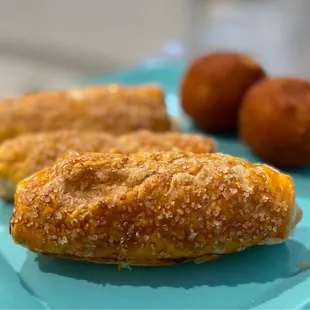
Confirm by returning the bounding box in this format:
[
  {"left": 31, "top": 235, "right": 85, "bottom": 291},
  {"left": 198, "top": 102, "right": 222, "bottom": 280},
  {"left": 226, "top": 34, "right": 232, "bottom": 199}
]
[
  {"left": 0, "top": 84, "right": 171, "bottom": 143},
  {"left": 0, "top": 131, "right": 113, "bottom": 199},
  {"left": 10, "top": 152, "right": 302, "bottom": 266},
  {"left": 111, "top": 130, "right": 215, "bottom": 154},
  {"left": 0, "top": 130, "right": 215, "bottom": 199}
]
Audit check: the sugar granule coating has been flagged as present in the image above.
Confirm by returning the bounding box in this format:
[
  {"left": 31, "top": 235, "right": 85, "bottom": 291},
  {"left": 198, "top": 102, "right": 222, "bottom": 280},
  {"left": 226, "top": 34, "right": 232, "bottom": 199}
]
[
  {"left": 181, "top": 51, "right": 266, "bottom": 133},
  {"left": 0, "top": 130, "right": 215, "bottom": 199},
  {"left": 239, "top": 77, "right": 310, "bottom": 167},
  {"left": 0, "top": 84, "right": 171, "bottom": 142},
  {"left": 11, "top": 152, "right": 302, "bottom": 266}
]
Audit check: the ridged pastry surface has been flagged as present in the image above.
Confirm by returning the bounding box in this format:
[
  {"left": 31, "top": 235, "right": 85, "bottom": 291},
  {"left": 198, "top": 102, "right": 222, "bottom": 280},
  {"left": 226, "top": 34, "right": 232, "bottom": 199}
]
[{"left": 10, "top": 152, "right": 300, "bottom": 266}]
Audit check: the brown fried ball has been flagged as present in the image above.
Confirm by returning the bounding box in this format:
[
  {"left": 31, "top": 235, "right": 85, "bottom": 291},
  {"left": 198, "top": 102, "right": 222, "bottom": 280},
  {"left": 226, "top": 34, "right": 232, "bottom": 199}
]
[
  {"left": 180, "top": 52, "right": 266, "bottom": 133},
  {"left": 239, "top": 77, "right": 310, "bottom": 168}
]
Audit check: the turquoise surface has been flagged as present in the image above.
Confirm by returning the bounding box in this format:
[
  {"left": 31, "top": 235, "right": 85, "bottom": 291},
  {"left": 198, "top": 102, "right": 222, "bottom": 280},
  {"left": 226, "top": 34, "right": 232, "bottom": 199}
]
[{"left": 1, "top": 62, "right": 310, "bottom": 309}]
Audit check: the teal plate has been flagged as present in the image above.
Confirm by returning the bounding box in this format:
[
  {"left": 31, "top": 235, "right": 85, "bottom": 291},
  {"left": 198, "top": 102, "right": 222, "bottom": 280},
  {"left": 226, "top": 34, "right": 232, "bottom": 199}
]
[{"left": 1, "top": 62, "right": 310, "bottom": 309}]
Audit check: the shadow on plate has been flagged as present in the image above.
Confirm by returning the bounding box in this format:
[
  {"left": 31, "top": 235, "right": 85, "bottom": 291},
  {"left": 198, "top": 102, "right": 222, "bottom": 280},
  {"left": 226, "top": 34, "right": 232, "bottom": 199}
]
[
  {"left": 180, "top": 116, "right": 238, "bottom": 140},
  {"left": 26, "top": 238, "right": 309, "bottom": 290},
  {"left": 0, "top": 253, "right": 46, "bottom": 309}
]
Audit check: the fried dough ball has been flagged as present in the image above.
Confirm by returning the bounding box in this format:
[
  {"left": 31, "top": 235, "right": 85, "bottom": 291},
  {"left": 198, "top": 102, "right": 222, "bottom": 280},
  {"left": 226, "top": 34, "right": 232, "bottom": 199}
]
[
  {"left": 239, "top": 77, "right": 310, "bottom": 167},
  {"left": 180, "top": 52, "right": 266, "bottom": 133}
]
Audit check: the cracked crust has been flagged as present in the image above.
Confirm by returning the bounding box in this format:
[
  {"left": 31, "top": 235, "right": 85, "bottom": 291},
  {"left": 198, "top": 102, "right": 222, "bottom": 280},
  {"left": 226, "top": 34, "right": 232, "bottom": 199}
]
[{"left": 11, "top": 152, "right": 301, "bottom": 266}]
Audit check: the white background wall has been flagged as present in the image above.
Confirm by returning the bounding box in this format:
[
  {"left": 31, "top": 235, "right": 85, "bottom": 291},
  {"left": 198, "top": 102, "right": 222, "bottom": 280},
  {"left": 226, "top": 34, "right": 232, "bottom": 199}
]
[
  {"left": 0, "top": 0, "right": 187, "bottom": 97},
  {"left": 0, "top": 0, "right": 309, "bottom": 98}
]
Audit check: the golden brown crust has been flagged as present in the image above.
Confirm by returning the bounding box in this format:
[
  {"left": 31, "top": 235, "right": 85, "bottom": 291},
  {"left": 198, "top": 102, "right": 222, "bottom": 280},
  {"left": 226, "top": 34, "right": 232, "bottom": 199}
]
[
  {"left": 239, "top": 77, "right": 310, "bottom": 167},
  {"left": 0, "top": 130, "right": 215, "bottom": 199},
  {"left": 0, "top": 84, "right": 171, "bottom": 142},
  {"left": 181, "top": 52, "right": 266, "bottom": 133},
  {"left": 0, "top": 131, "right": 114, "bottom": 186},
  {"left": 11, "top": 152, "right": 301, "bottom": 266},
  {"left": 110, "top": 130, "right": 216, "bottom": 154}
]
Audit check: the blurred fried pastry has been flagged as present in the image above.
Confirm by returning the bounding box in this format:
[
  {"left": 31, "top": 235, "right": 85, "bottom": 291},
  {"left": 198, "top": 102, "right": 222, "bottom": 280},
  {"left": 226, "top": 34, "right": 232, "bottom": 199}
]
[
  {"left": 181, "top": 51, "right": 266, "bottom": 133},
  {"left": 239, "top": 77, "right": 310, "bottom": 167},
  {"left": 110, "top": 130, "right": 216, "bottom": 154},
  {"left": 0, "top": 130, "right": 215, "bottom": 199},
  {"left": 0, "top": 84, "right": 171, "bottom": 143},
  {"left": 0, "top": 131, "right": 112, "bottom": 199},
  {"left": 11, "top": 152, "right": 302, "bottom": 266}
]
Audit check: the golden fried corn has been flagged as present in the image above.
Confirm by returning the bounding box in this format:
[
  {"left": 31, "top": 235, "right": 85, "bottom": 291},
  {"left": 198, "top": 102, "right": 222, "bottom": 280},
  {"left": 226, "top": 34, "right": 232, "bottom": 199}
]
[
  {"left": 0, "top": 84, "right": 171, "bottom": 143},
  {"left": 10, "top": 152, "right": 302, "bottom": 266},
  {"left": 0, "top": 130, "right": 215, "bottom": 199}
]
